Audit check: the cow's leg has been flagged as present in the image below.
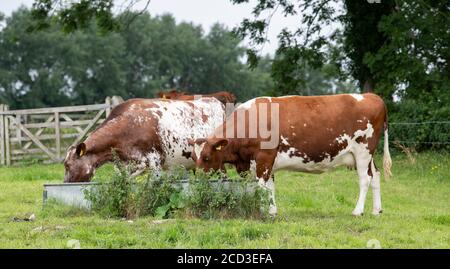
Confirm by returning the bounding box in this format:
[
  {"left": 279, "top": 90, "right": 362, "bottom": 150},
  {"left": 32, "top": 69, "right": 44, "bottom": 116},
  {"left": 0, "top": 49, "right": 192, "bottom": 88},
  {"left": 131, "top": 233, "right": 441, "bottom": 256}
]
[
  {"left": 255, "top": 154, "right": 277, "bottom": 217},
  {"left": 137, "top": 151, "right": 163, "bottom": 178},
  {"left": 352, "top": 152, "right": 373, "bottom": 217},
  {"left": 370, "top": 159, "right": 383, "bottom": 215},
  {"left": 236, "top": 162, "right": 250, "bottom": 178},
  {"left": 256, "top": 170, "right": 277, "bottom": 216},
  {"left": 265, "top": 176, "right": 277, "bottom": 216},
  {"left": 130, "top": 168, "right": 146, "bottom": 178}
]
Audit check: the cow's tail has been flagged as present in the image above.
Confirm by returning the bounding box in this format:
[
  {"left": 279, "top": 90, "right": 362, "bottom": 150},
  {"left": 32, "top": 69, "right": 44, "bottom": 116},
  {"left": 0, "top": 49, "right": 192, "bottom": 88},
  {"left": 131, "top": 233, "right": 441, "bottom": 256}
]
[{"left": 383, "top": 117, "right": 393, "bottom": 181}]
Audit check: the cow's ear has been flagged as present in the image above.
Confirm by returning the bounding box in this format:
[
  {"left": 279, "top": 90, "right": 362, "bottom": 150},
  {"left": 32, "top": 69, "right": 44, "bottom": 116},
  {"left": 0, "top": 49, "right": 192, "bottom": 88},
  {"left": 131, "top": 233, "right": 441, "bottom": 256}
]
[
  {"left": 75, "top": 143, "right": 87, "bottom": 157},
  {"left": 213, "top": 139, "right": 228, "bottom": 151},
  {"left": 187, "top": 138, "right": 195, "bottom": 146}
]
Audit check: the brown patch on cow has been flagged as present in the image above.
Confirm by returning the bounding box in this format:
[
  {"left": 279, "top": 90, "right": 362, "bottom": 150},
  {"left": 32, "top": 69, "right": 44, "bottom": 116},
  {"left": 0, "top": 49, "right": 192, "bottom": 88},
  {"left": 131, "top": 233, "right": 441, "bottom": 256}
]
[
  {"left": 355, "top": 136, "right": 364, "bottom": 144},
  {"left": 202, "top": 113, "right": 208, "bottom": 123},
  {"left": 368, "top": 162, "right": 373, "bottom": 177},
  {"left": 186, "top": 101, "right": 195, "bottom": 108}
]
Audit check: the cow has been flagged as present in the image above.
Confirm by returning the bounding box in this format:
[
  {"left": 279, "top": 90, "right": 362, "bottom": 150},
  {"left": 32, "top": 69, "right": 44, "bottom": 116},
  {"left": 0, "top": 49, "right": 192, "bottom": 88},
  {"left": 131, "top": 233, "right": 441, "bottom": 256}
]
[
  {"left": 190, "top": 93, "right": 392, "bottom": 217},
  {"left": 157, "top": 90, "right": 237, "bottom": 105},
  {"left": 63, "top": 97, "right": 226, "bottom": 182}
]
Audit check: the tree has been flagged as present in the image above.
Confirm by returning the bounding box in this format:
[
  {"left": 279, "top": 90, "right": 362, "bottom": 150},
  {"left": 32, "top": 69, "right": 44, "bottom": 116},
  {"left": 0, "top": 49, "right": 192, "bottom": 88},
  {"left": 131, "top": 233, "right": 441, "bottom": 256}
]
[
  {"left": 0, "top": 8, "right": 127, "bottom": 108},
  {"left": 29, "top": 0, "right": 118, "bottom": 33},
  {"left": 341, "top": 0, "right": 395, "bottom": 92},
  {"left": 365, "top": 1, "right": 450, "bottom": 103},
  {"left": 0, "top": 8, "right": 274, "bottom": 108},
  {"left": 28, "top": 0, "right": 157, "bottom": 33},
  {"left": 232, "top": 0, "right": 449, "bottom": 149},
  {"left": 232, "top": 0, "right": 394, "bottom": 94},
  {"left": 118, "top": 12, "right": 273, "bottom": 101}
]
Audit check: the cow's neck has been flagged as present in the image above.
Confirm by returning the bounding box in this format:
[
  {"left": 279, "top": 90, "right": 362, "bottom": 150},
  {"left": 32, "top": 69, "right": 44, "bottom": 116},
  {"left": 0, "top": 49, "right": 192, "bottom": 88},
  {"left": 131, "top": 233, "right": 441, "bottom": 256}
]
[
  {"left": 84, "top": 140, "right": 115, "bottom": 169},
  {"left": 222, "top": 139, "right": 246, "bottom": 164}
]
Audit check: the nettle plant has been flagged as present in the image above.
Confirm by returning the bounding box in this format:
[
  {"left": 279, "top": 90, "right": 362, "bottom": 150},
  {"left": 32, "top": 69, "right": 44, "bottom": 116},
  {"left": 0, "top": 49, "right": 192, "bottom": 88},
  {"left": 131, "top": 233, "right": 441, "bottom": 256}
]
[{"left": 85, "top": 159, "right": 269, "bottom": 220}]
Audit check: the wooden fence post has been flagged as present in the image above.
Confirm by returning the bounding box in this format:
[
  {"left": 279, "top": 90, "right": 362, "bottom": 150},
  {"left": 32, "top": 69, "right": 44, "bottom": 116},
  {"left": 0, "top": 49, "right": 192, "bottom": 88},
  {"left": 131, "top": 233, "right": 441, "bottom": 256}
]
[
  {"left": 105, "top": 97, "right": 112, "bottom": 117},
  {"left": 0, "top": 104, "right": 5, "bottom": 165},
  {"left": 15, "top": 114, "right": 22, "bottom": 148},
  {"left": 54, "top": 112, "right": 61, "bottom": 161},
  {"left": 4, "top": 109, "right": 10, "bottom": 166},
  {"left": 111, "top": 96, "right": 124, "bottom": 106}
]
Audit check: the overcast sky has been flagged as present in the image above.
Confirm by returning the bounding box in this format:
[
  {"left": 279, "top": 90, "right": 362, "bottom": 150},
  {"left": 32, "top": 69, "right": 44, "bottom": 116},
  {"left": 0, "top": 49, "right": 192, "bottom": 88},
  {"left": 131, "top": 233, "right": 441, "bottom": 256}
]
[{"left": 0, "top": 0, "right": 316, "bottom": 55}]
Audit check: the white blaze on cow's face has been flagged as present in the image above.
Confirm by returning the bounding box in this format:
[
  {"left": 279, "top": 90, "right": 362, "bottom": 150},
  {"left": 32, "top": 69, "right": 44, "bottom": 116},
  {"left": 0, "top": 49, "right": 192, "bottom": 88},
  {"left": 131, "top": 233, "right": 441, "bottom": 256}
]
[
  {"left": 63, "top": 143, "right": 95, "bottom": 183},
  {"left": 194, "top": 141, "right": 206, "bottom": 161}
]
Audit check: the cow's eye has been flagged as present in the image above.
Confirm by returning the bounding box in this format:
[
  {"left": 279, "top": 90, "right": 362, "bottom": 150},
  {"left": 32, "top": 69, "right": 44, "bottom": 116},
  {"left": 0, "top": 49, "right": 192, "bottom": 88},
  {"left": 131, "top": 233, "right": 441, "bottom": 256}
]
[{"left": 203, "top": 156, "right": 210, "bottom": 162}]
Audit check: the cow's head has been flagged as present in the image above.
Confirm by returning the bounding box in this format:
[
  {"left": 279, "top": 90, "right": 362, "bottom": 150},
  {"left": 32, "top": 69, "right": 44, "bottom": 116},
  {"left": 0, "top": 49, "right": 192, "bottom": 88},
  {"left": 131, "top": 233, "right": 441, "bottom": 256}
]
[
  {"left": 189, "top": 138, "right": 229, "bottom": 172},
  {"left": 63, "top": 143, "right": 95, "bottom": 183},
  {"left": 157, "top": 90, "right": 185, "bottom": 99},
  {"left": 215, "top": 91, "right": 237, "bottom": 105}
]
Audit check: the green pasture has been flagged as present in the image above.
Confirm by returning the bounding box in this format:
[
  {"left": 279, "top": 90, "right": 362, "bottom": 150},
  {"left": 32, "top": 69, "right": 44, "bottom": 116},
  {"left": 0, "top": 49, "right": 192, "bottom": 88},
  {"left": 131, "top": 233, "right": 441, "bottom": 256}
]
[{"left": 0, "top": 152, "right": 448, "bottom": 248}]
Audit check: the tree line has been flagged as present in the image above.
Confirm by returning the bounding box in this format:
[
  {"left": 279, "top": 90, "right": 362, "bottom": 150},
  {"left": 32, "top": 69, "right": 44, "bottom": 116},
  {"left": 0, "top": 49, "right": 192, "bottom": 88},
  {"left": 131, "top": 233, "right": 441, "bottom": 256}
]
[
  {"left": 0, "top": 7, "right": 358, "bottom": 110},
  {"left": 0, "top": 8, "right": 276, "bottom": 109},
  {"left": 1, "top": 2, "right": 449, "bottom": 150}
]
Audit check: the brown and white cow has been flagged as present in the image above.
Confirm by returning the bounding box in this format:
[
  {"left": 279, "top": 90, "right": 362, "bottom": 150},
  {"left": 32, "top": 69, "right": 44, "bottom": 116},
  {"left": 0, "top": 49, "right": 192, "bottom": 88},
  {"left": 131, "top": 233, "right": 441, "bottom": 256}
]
[
  {"left": 64, "top": 97, "right": 226, "bottom": 182},
  {"left": 157, "top": 90, "right": 237, "bottom": 105},
  {"left": 191, "top": 93, "right": 392, "bottom": 217}
]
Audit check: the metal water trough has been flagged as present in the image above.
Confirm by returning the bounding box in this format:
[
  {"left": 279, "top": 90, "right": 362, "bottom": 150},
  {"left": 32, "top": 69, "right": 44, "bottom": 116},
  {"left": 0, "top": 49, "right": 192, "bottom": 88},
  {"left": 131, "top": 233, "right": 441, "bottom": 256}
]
[
  {"left": 43, "top": 179, "right": 257, "bottom": 209},
  {"left": 43, "top": 182, "right": 98, "bottom": 209}
]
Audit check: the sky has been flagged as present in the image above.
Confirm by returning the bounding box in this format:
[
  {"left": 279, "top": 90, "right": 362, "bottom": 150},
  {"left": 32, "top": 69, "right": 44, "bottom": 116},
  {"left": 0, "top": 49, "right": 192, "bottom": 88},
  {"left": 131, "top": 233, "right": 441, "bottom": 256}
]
[{"left": 0, "top": 0, "right": 314, "bottom": 55}]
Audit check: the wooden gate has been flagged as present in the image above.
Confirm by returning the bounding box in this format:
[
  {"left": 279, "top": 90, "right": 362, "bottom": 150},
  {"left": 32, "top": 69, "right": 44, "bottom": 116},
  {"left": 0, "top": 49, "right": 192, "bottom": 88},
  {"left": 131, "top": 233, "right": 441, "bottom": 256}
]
[{"left": 0, "top": 96, "right": 123, "bottom": 166}]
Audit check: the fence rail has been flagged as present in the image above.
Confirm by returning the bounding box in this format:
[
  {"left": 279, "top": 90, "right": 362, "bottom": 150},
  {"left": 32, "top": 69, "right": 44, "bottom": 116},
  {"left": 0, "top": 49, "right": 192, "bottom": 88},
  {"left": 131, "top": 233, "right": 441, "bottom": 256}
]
[{"left": 0, "top": 96, "right": 123, "bottom": 166}]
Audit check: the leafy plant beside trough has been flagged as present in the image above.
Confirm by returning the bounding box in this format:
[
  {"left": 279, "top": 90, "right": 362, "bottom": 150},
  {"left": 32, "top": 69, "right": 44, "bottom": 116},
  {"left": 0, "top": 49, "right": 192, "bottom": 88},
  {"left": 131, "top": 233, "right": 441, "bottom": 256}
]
[{"left": 84, "top": 159, "right": 269, "bottom": 220}]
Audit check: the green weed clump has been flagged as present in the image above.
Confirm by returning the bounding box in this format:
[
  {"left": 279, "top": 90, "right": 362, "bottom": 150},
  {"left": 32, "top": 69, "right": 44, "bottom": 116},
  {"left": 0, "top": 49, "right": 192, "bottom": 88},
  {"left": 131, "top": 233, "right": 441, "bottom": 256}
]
[
  {"left": 85, "top": 160, "right": 269, "bottom": 220},
  {"left": 184, "top": 171, "right": 269, "bottom": 219}
]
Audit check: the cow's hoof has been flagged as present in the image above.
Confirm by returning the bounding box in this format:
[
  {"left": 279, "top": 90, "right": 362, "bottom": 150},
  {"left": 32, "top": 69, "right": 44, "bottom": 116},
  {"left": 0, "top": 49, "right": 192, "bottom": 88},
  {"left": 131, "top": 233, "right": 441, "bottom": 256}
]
[
  {"left": 260, "top": 207, "right": 276, "bottom": 217},
  {"left": 269, "top": 206, "right": 278, "bottom": 217},
  {"left": 352, "top": 210, "right": 364, "bottom": 217},
  {"left": 372, "top": 209, "right": 383, "bottom": 216}
]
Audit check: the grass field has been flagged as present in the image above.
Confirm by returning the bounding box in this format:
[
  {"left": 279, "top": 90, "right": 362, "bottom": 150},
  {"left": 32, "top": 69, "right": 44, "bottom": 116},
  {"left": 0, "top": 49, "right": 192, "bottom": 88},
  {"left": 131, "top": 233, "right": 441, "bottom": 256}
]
[{"left": 0, "top": 152, "right": 449, "bottom": 249}]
